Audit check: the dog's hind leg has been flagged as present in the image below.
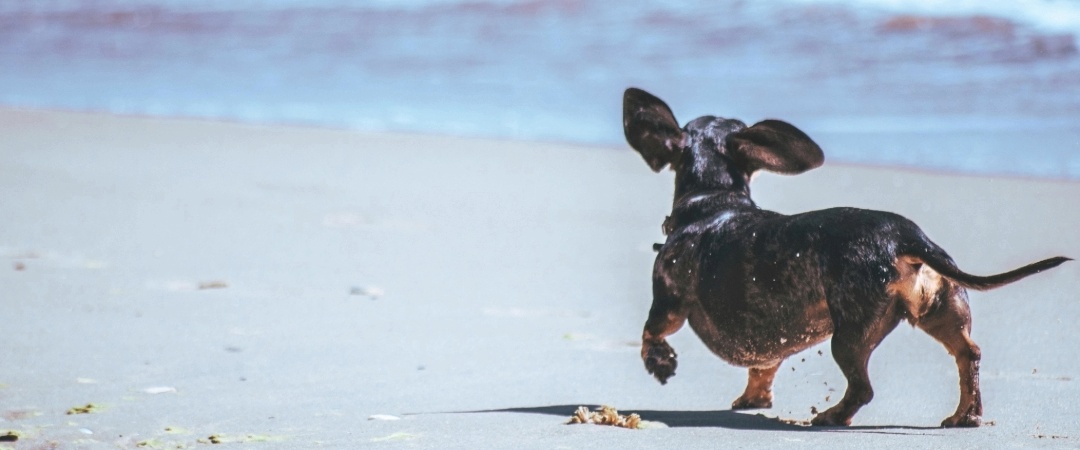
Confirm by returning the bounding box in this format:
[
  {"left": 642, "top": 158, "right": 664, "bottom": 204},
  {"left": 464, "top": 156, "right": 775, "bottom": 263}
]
[
  {"left": 641, "top": 293, "right": 688, "bottom": 385},
  {"left": 812, "top": 299, "right": 903, "bottom": 426},
  {"left": 916, "top": 283, "right": 982, "bottom": 427},
  {"left": 731, "top": 362, "right": 782, "bottom": 409}
]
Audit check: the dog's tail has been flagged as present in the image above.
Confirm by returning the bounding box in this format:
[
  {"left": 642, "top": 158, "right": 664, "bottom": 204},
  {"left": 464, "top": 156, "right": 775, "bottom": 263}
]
[{"left": 902, "top": 237, "right": 1070, "bottom": 291}]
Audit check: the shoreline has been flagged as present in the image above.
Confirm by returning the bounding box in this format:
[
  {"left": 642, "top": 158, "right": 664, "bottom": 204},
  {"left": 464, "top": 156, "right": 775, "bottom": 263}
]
[{"left": 5, "top": 106, "right": 1079, "bottom": 184}]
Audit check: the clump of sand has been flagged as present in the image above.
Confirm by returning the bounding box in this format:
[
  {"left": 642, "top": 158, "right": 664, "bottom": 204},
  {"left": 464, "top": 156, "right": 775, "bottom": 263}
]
[{"left": 566, "top": 405, "right": 642, "bottom": 429}]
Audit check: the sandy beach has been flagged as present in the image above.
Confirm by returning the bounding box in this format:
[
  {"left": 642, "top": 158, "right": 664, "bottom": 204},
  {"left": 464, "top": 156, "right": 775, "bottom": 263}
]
[{"left": 1, "top": 109, "right": 1077, "bottom": 448}]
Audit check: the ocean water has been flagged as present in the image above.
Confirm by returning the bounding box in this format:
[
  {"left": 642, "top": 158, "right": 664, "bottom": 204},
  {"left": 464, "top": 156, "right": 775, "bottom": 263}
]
[{"left": 2, "top": 0, "right": 1079, "bottom": 178}]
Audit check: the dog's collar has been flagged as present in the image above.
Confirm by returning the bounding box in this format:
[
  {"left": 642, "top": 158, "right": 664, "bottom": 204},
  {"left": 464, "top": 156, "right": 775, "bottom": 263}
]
[
  {"left": 663, "top": 191, "right": 756, "bottom": 235},
  {"left": 673, "top": 190, "right": 754, "bottom": 209}
]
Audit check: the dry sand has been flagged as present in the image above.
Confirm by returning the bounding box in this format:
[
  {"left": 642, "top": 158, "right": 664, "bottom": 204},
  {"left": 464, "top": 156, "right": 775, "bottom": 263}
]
[{"left": 1, "top": 109, "right": 1077, "bottom": 448}]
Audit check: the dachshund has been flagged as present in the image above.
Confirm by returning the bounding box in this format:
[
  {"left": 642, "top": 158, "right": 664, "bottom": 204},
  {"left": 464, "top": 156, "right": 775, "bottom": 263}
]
[{"left": 623, "top": 87, "right": 1070, "bottom": 427}]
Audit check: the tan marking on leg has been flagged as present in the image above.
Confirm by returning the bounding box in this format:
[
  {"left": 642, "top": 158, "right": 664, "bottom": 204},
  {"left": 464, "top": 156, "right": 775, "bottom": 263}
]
[
  {"left": 643, "top": 311, "right": 687, "bottom": 342},
  {"left": 732, "top": 362, "right": 782, "bottom": 409}
]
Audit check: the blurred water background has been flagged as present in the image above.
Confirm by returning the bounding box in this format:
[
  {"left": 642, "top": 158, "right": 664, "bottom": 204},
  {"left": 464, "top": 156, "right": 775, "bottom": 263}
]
[{"left": 2, "top": 0, "right": 1079, "bottom": 178}]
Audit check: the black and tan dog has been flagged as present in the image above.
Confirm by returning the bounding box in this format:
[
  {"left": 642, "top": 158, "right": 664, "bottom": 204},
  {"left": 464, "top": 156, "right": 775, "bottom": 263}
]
[{"left": 623, "top": 87, "right": 1069, "bottom": 427}]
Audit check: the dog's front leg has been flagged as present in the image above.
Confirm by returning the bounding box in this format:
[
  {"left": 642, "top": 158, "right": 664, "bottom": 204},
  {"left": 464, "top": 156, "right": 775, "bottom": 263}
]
[{"left": 641, "top": 294, "right": 688, "bottom": 385}]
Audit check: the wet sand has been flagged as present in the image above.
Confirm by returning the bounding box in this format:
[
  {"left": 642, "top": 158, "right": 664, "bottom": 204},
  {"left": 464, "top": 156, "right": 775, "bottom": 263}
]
[{"left": 1, "top": 109, "right": 1077, "bottom": 448}]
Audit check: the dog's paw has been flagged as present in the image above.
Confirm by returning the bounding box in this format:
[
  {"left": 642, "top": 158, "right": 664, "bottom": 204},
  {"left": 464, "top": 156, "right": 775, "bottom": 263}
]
[
  {"left": 810, "top": 408, "right": 852, "bottom": 427},
  {"left": 642, "top": 341, "right": 678, "bottom": 385},
  {"left": 731, "top": 395, "right": 772, "bottom": 410},
  {"left": 940, "top": 414, "right": 981, "bottom": 428}
]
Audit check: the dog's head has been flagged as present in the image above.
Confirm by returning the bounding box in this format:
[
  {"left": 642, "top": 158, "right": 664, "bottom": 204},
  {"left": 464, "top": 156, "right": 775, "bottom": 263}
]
[{"left": 623, "top": 88, "right": 824, "bottom": 193}]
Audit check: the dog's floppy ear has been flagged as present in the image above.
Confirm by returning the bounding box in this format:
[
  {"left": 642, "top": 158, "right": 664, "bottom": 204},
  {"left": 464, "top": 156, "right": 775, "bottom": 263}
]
[
  {"left": 623, "top": 88, "right": 685, "bottom": 172},
  {"left": 725, "top": 119, "right": 824, "bottom": 175}
]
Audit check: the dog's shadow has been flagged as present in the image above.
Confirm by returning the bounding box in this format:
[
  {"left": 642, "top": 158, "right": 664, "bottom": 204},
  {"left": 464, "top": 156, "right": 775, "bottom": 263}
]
[{"left": 446, "top": 405, "right": 942, "bottom": 435}]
